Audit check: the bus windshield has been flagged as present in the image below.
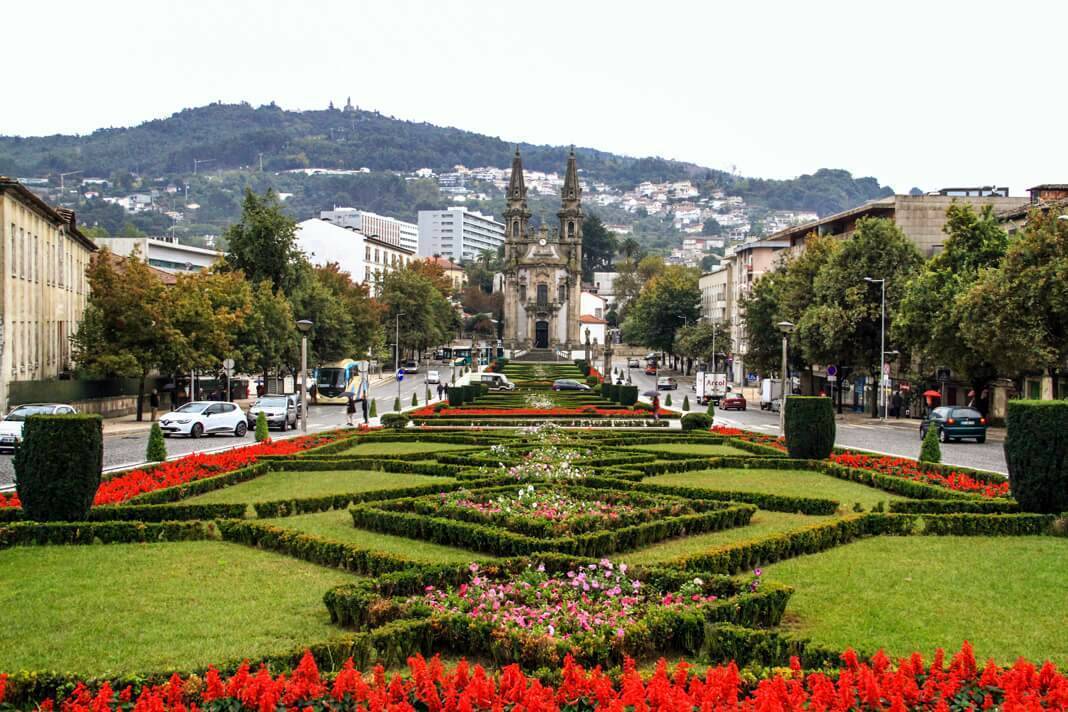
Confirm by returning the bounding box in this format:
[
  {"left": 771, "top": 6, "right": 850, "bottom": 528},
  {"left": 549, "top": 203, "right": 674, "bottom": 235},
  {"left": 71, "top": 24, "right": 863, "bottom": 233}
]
[{"left": 317, "top": 368, "right": 347, "bottom": 388}]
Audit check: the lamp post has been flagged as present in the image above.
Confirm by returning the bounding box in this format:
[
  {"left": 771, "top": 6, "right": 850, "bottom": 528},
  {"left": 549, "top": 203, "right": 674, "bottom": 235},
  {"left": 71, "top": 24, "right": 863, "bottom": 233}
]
[
  {"left": 296, "top": 319, "right": 313, "bottom": 432},
  {"left": 777, "top": 321, "right": 795, "bottom": 438},
  {"left": 394, "top": 312, "right": 405, "bottom": 406},
  {"left": 864, "top": 277, "right": 886, "bottom": 419}
]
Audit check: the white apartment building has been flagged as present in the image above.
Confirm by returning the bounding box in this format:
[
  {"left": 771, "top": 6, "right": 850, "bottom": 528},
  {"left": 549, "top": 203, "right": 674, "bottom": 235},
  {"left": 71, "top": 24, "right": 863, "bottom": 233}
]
[
  {"left": 591, "top": 271, "right": 617, "bottom": 307},
  {"left": 725, "top": 238, "right": 789, "bottom": 385},
  {"left": 417, "top": 207, "right": 505, "bottom": 263},
  {"left": 94, "top": 236, "right": 222, "bottom": 274},
  {"left": 319, "top": 207, "right": 419, "bottom": 254},
  {"left": 699, "top": 263, "right": 732, "bottom": 325},
  {"left": 295, "top": 219, "right": 415, "bottom": 294},
  {"left": 0, "top": 178, "right": 98, "bottom": 412}
]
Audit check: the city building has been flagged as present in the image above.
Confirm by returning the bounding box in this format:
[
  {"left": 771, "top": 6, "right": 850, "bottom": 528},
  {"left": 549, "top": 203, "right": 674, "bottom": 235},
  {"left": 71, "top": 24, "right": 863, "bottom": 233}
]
[
  {"left": 0, "top": 177, "right": 98, "bottom": 412},
  {"left": 500, "top": 149, "right": 583, "bottom": 352},
  {"left": 725, "top": 237, "right": 789, "bottom": 385},
  {"left": 424, "top": 255, "right": 467, "bottom": 293},
  {"left": 319, "top": 207, "right": 419, "bottom": 254},
  {"left": 417, "top": 207, "right": 505, "bottom": 263},
  {"left": 580, "top": 291, "right": 606, "bottom": 321},
  {"left": 93, "top": 235, "right": 222, "bottom": 274},
  {"left": 699, "top": 262, "right": 732, "bottom": 326},
  {"left": 579, "top": 314, "right": 607, "bottom": 347},
  {"left": 996, "top": 184, "right": 1068, "bottom": 235},
  {"left": 294, "top": 218, "right": 415, "bottom": 294},
  {"left": 591, "top": 271, "right": 617, "bottom": 307}
]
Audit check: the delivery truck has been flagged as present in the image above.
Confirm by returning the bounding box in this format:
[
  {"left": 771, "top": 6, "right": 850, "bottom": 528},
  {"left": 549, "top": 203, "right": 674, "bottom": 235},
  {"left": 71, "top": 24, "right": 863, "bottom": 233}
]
[
  {"left": 695, "top": 371, "right": 729, "bottom": 405},
  {"left": 760, "top": 378, "right": 784, "bottom": 412}
]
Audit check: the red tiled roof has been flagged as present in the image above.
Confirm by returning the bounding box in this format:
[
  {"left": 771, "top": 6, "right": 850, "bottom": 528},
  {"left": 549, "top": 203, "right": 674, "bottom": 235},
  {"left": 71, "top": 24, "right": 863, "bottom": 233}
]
[
  {"left": 579, "top": 314, "right": 607, "bottom": 324},
  {"left": 425, "top": 256, "right": 463, "bottom": 271}
]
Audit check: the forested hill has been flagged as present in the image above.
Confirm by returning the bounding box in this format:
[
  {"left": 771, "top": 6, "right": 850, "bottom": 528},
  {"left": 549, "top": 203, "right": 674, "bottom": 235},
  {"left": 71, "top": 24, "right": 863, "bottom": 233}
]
[{"left": 0, "top": 102, "right": 892, "bottom": 217}]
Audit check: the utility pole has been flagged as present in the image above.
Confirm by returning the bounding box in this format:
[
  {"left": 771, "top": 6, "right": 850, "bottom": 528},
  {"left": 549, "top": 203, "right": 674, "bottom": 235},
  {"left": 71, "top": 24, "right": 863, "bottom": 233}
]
[
  {"left": 258, "top": 152, "right": 264, "bottom": 172},
  {"left": 776, "top": 321, "right": 795, "bottom": 438},
  {"left": 193, "top": 158, "right": 215, "bottom": 175},
  {"left": 296, "top": 320, "right": 314, "bottom": 432},
  {"left": 864, "top": 277, "right": 887, "bottom": 419},
  {"left": 395, "top": 312, "right": 405, "bottom": 405}
]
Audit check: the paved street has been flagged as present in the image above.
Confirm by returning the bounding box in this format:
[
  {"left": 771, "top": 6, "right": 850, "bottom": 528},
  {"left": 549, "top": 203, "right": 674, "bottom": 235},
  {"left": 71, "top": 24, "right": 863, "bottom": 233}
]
[{"left": 0, "top": 367, "right": 448, "bottom": 490}]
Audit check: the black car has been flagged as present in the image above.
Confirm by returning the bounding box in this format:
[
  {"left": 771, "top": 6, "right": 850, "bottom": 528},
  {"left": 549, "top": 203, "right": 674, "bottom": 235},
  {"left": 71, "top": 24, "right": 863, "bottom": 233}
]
[
  {"left": 920, "top": 406, "right": 988, "bottom": 443},
  {"left": 552, "top": 379, "right": 590, "bottom": 391}
]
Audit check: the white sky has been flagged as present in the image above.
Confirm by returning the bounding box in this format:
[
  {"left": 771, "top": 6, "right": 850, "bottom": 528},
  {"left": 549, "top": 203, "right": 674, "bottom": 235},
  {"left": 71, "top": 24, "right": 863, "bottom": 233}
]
[{"left": 5, "top": 0, "right": 1066, "bottom": 194}]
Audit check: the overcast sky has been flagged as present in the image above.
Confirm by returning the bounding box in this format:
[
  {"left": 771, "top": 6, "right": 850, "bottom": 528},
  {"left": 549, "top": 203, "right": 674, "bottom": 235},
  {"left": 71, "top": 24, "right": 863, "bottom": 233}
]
[{"left": 6, "top": 1, "right": 1065, "bottom": 194}]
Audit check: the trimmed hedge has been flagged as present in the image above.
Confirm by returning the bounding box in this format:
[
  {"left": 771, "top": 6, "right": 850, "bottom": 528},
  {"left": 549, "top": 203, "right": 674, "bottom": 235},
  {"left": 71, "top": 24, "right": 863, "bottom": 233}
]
[
  {"left": 618, "top": 385, "right": 638, "bottom": 406},
  {"left": 889, "top": 499, "right": 1019, "bottom": 514},
  {"left": 0, "top": 520, "right": 212, "bottom": 548},
  {"left": 1005, "top": 400, "right": 1068, "bottom": 513},
  {"left": 380, "top": 413, "right": 409, "bottom": 430},
  {"left": 681, "top": 413, "right": 713, "bottom": 431},
  {"left": 14, "top": 414, "right": 103, "bottom": 522},
  {"left": 783, "top": 396, "right": 835, "bottom": 460}
]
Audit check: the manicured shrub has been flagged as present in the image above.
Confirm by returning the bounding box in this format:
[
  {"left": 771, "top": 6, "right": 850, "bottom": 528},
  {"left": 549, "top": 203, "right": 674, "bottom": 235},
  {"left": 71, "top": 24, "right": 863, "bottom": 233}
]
[
  {"left": 707, "top": 401, "right": 716, "bottom": 416},
  {"left": 681, "top": 413, "right": 714, "bottom": 431},
  {"left": 618, "top": 385, "right": 638, "bottom": 406},
  {"left": 682, "top": 395, "right": 690, "bottom": 411},
  {"left": 920, "top": 419, "right": 941, "bottom": 463},
  {"left": 393, "top": 397, "right": 401, "bottom": 412},
  {"left": 448, "top": 387, "right": 464, "bottom": 406},
  {"left": 604, "top": 383, "right": 617, "bottom": 402},
  {"left": 665, "top": 393, "right": 673, "bottom": 407},
  {"left": 369, "top": 400, "right": 378, "bottom": 418},
  {"left": 425, "top": 387, "right": 431, "bottom": 403},
  {"left": 1005, "top": 400, "right": 1068, "bottom": 513},
  {"left": 146, "top": 422, "right": 167, "bottom": 462},
  {"left": 255, "top": 411, "right": 269, "bottom": 442},
  {"left": 380, "top": 413, "right": 410, "bottom": 430},
  {"left": 411, "top": 392, "right": 419, "bottom": 407},
  {"left": 783, "top": 396, "right": 835, "bottom": 460},
  {"left": 586, "top": 375, "right": 599, "bottom": 386},
  {"left": 14, "top": 414, "right": 103, "bottom": 522}
]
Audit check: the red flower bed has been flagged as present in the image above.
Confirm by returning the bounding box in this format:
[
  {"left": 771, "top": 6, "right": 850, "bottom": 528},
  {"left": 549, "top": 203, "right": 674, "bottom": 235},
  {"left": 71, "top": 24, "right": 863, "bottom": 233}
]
[
  {"left": 411, "top": 406, "right": 670, "bottom": 418},
  {"left": 0, "top": 431, "right": 349, "bottom": 510},
  {"left": 830, "top": 452, "right": 1010, "bottom": 498},
  {"left": 5, "top": 642, "right": 1067, "bottom": 712}
]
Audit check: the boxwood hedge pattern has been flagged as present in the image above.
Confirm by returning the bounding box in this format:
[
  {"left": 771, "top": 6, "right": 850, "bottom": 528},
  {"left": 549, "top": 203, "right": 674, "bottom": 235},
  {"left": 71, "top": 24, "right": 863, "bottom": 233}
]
[{"left": 0, "top": 424, "right": 1049, "bottom": 693}]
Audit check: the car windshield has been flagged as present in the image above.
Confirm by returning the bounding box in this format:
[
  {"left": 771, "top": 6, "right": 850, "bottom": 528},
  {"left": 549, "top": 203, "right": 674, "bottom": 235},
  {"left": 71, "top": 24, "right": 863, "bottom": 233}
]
[
  {"left": 952, "top": 408, "right": 983, "bottom": 419},
  {"left": 5, "top": 405, "right": 55, "bottom": 421},
  {"left": 175, "top": 402, "right": 211, "bottom": 414},
  {"left": 256, "top": 397, "right": 287, "bottom": 407}
]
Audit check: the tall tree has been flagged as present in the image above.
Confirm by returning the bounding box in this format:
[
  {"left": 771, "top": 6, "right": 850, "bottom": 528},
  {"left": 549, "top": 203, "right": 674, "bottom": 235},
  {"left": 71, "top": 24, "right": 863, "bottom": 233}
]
[
  {"left": 621, "top": 265, "right": 701, "bottom": 353},
  {"left": 235, "top": 280, "right": 297, "bottom": 382},
  {"left": 895, "top": 204, "right": 1008, "bottom": 395},
  {"left": 741, "top": 271, "right": 785, "bottom": 377},
  {"left": 223, "top": 188, "right": 305, "bottom": 293},
  {"left": 958, "top": 209, "right": 1068, "bottom": 394},
  {"left": 378, "top": 265, "right": 460, "bottom": 358},
  {"left": 674, "top": 321, "right": 732, "bottom": 373},
  {"left": 581, "top": 215, "right": 617, "bottom": 281}
]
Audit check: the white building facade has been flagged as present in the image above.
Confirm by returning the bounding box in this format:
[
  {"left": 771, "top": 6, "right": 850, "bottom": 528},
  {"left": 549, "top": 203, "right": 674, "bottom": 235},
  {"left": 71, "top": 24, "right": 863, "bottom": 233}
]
[
  {"left": 319, "top": 208, "right": 419, "bottom": 254},
  {"left": 93, "top": 236, "right": 222, "bottom": 274},
  {"left": 295, "top": 219, "right": 415, "bottom": 294},
  {"left": 417, "top": 207, "right": 505, "bottom": 263}
]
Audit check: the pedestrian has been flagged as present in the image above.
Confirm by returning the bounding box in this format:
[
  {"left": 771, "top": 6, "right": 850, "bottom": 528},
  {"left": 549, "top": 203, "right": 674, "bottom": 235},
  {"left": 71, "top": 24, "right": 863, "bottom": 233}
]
[
  {"left": 361, "top": 396, "right": 369, "bottom": 424},
  {"left": 149, "top": 389, "right": 160, "bottom": 421},
  {"left": 892, "top": 391, "right": 903, "bottom": 419},
  {"left": 346, "top": 394, "right": 356, "bottom": 427},
  {"left": 437, "top": 382, "right": 444, "bottom": 400},
  {"left": 651, "top": 392, "right": 660, "bottom": 422}
]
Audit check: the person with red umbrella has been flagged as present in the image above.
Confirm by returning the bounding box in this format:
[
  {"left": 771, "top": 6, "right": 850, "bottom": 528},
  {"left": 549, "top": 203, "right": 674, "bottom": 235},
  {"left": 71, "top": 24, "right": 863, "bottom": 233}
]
[{"left": 922, "top": 389, "right": 941, "bottom": 417}]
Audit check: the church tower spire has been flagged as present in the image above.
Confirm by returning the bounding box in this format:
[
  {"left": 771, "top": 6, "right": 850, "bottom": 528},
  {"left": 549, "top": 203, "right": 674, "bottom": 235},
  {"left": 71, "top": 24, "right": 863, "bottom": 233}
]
[
  {"left": 503, "top": 146, "right": 531, "bottom": 245},
  {"left": 558, "top": 147, "right": 583, "bottom": 242}
]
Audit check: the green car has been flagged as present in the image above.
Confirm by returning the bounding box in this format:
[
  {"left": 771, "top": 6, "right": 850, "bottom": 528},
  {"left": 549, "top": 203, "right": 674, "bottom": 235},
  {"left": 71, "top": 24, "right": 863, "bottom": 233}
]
[{"left": 920, "top": 406, "right": 987, "bottom": 443}]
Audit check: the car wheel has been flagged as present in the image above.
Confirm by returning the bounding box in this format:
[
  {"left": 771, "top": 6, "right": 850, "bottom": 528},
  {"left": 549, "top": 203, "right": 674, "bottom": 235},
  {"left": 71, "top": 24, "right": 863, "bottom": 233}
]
[
  {"left": 190, "top": 423, "right": 203, "bottom": 439},
  {"left": 938, "top": 428, "right": 947, "bottom": 443},
  {"left": 235, "top": 421, "right": 247, "bottom": 437},
  {"left": 977, "top": 435, "right": 986, "bottom": 444}
]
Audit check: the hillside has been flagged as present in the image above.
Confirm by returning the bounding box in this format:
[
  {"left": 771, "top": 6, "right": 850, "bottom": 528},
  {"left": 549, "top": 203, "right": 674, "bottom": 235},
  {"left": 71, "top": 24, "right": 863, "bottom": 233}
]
[{"left": 0, "top": 102, "right": 894, "bottom": 241}]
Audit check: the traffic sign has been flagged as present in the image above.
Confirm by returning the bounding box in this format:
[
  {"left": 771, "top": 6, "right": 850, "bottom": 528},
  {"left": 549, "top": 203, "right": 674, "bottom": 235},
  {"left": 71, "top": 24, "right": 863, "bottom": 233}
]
[
  {"left": 223, "top": 358, "right": 235, "bottom": 370},
  {"left": 827, "top": 375, "right": 837, "bottom": 383},
  {"left": 826, "top": 364, "right": 837, "bottom": 377},
  {"left": 882, "top": 363, "right": 891, "bottom": 375},
  {"left": 396, "top": 369, "right": 405, "bottom": 382}
]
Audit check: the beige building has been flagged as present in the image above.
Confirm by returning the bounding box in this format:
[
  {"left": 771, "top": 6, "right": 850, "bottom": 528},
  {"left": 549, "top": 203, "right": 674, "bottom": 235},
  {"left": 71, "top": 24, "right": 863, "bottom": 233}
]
[
  {"left": 424, "top": 255, "right": 467, "bottom": 293},
  {"left": 0, "top": 178, "right": 97, "bottom": 412},
  {"left": 699, "top": 262, "right": 732, "bottom": 325},
  {"left": 724, "top": 238, "right": 788, "bottom": 384}
]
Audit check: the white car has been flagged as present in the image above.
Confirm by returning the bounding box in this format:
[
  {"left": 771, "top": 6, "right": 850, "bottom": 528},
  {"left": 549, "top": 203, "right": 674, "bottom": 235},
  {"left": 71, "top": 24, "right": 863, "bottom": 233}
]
[
  {"left": 159, "top": 401, "right": 248, "bottom": 438},
  {"left": 426, "top": 370, "right": 441, "bottom": 384},
  {"left": 0, "top": 403, "right": 78, "bottom": 453}
]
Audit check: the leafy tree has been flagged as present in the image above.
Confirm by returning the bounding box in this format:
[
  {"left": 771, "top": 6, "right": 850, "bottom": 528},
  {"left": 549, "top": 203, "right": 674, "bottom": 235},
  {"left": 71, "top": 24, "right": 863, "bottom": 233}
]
[
  {"left": 71, "top": 248, "right": 173, "bottom": 421},
  {"left": 162, "top": 270, "right": 251, "bottom": 376},
  {"left": 288, "top": 263, "right": 382, "bottom": 366},
  {"left": 674, "top": 321, "right": 732, "bottom": 371},
  {"left": 895, "top": 204, "right": 1008, "bottom": 395},
  {"left": 235, "top": 279, "right": 297, "bottom": 382},
  {"left": 702, "top": 218, "right": 722, "bottom": 236},
  {"left": 741, "top": 271, "right": 785, "bottom": 376},
  {"left": 781, "top": 234, "right": 840, "bottom": 378},
  {"left": 223, "top": 188, "right": 304, "bottom": 293},
  {"left": 958, "top": 210, "right": 1068, "bottom": 393},
  {"left": 618, "top": 237, "right": 642, "bottom": 261},
  {"left": 621, "top": 265, "right": 701, "bottom": 353},
  {"left": 378, "top": 264, "right": 460, "bottom": 357},
  {"left": 581, "top": 214, "right": 617, "bottom": 281}
]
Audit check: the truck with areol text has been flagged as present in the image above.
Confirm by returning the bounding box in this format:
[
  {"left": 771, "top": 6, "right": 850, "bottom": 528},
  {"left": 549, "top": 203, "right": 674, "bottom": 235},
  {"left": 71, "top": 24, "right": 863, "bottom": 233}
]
[{"left": 695, "top": 371, "right": 729, "bottom": 405}]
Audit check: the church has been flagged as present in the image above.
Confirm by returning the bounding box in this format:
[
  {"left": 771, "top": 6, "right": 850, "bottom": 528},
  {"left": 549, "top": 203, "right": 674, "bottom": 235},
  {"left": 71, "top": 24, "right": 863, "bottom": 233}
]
[{"left": 500, "top": 149, "right": 584, "bottom": 353}]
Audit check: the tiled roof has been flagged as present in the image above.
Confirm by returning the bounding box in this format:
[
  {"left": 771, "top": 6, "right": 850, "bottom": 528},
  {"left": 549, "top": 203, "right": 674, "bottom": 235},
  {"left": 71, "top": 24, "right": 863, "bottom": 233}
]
[{"left": 579, "top": 314, "right": 607, "bottom": 324}]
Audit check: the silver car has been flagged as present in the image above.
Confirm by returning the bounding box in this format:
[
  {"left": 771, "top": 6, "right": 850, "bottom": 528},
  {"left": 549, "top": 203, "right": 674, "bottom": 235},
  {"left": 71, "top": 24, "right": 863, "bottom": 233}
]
[
  {"left": 0, "top": 403, "right": 78, "bottom": 453},
  {"left": 246, "top": 394, "right": 298, "bottom": 431}
]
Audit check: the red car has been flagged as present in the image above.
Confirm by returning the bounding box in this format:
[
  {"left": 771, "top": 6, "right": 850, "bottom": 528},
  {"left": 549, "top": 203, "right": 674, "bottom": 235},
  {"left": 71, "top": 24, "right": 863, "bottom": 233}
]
[
  {"left": 720, "top": 393, "right": 747, "bottom": 411},
  {"left": 644, "top": 365, "right": 657, "bottom": 376}
]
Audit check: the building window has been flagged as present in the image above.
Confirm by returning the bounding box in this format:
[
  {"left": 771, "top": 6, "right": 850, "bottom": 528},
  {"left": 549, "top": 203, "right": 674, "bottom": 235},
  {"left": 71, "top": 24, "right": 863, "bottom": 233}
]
[
  {"left": 567, "top": 221, "right": 575, "bottom": 238},
  {"left": 558, "top": 285, "right": 566, "bottom": 303},
  {"left": 537, "top": 284, "right": 548, "bottom": 306},
  {"left": 365, "top": 246, "right": 371, "bottom": 261},
  {"left": 519, "top": 285, "right": 526, "bottom": 302}
]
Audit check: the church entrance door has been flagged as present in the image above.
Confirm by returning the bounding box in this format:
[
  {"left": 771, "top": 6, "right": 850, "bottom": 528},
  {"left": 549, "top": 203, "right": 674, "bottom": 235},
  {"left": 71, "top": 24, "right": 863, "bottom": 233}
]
[{"left": 534, "top": 321, "right": 549, "bottom": 349}]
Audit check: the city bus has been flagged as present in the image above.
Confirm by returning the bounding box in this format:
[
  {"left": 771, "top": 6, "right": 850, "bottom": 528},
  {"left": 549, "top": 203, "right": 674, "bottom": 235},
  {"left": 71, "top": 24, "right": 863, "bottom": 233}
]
[{"left": 314, "top": 359, "right": 367, "bottom": 404}]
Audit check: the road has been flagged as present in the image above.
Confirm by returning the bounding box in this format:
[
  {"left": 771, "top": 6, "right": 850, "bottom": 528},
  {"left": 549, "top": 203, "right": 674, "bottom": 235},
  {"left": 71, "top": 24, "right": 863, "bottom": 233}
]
[
  {"left": 0, "top": 367, "right": 445, "bottom": 490},
  {"left": 620, "top": 363, "right": 1008, "bottom": 475}
]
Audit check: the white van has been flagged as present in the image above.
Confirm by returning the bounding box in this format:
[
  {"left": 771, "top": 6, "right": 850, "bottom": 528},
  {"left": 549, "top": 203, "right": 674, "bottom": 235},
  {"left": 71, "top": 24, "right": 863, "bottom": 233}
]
[{"left": 478, "top": 372, "right": 516, "bottom": 391}]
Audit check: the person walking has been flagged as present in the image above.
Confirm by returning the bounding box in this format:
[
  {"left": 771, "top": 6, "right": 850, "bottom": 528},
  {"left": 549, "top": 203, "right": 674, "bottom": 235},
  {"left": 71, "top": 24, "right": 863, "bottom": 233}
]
[
  {"left": 346, "top": 394, "right": 357, "bottom": 427},
  {"left": 361, "top": 396, "right": 369, "bottom": 424},
  {"left": 892, "top": 391, "right": 903, "bottom": 419},
  {"left": 149, "top": 389, "right": 160, "bottom": 421},
  {"left": 652, "top": 392, "right": 661, "bottom": 422}
]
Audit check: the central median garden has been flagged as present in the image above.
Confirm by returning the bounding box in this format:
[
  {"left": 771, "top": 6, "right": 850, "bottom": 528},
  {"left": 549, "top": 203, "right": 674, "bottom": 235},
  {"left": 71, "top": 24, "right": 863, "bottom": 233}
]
[{"left": 0, "top": 383, "right": 1065, "bottom": 710}]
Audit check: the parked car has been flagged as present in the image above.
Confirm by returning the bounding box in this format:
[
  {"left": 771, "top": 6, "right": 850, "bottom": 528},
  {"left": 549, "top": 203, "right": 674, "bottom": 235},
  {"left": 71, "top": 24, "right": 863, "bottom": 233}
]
[
  {"left": 0, "top": 403, "right": 77, "bottom": 453},
  {"left": 920, "top": 406, "right": 987, "bottom": 443},
  {"left": 627, "top": 357, "right": 641, "bottom": 368},
  {"left": 246, "top": 394, "right": 298, "bottom": 431},
  {"left": 644, "top": 364, "right": 658, "bottom": 376},
  {"left": 402, "top": 360, "right": 420, "bottom": 374},
  {"left": 160, "top": 401, "right": 247, "bottom": 438},
  {"left": 656, "top": 376, "right": 678, "bottom": 390},
  {"left": 552, "top": 378, "right": 590, "bottom": 391},
  {"left": 426, "top": 370, "right": 441, "bottom": 384},
  {"left": 720, "top": 393, "right": 747, "bottom": 411},
  {"left": 479, "top": 373, "right": 516, "bottom": 391}
]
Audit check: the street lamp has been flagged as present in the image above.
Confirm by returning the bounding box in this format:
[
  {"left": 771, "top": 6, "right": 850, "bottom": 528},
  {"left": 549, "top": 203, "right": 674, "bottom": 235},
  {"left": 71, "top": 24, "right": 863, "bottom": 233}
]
[
  {"left": 776, "top": 321, "right": 795, "bottom": 438},
  {"left": 394, "top": 312, "right": 406, "bottom": 406},
  {"left": 863, "top": 277, "right": 887, "bottom": 419},
  {"left": 296, "top": 319, "right": 313, "bottom": 432}
]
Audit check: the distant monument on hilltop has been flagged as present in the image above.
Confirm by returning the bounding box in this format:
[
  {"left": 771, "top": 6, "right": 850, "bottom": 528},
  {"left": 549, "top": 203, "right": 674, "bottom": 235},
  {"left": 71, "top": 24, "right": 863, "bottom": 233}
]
[{"left": 500, "top": 149, "right": 583, "bottom": 352}]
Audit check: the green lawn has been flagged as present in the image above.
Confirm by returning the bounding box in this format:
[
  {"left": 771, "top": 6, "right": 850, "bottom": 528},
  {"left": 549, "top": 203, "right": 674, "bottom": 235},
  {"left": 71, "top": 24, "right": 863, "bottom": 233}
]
[
  {"left": 623, "top": 510, "right": 834, "bottom": 565},
  {"left": 262, "top": 509, "right": 488, "bottom": 563},
  {"left": 184, "top": 470, "right": 454, "bottom": 504},
  {"left": 644, "top": 468, "right": 902, "bottom": 510},
  {"left": 0, "top": 542, "right": 353, "bottom": 675},
  {"left": 623, "top": 443, "right": 753, "bottom": 457},
  {"left": 764, "top": 536, "right": 1068, "bottom": 664},
  {"left": 334, "top": 441, "right": 476, "bottom": 456}
]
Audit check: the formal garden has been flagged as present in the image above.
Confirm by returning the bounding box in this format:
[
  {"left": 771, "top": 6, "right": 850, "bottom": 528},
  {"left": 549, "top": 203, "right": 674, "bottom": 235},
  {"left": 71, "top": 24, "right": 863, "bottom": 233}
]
[{"left": 0, "top": 369, "right": 1066, "bottom": 710}]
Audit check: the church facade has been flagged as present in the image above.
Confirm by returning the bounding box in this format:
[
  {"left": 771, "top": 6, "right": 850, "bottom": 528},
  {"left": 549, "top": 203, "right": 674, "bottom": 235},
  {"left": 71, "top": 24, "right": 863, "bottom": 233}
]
[{"left": 500, "top": 149, "right": 583, "bottom": 352}]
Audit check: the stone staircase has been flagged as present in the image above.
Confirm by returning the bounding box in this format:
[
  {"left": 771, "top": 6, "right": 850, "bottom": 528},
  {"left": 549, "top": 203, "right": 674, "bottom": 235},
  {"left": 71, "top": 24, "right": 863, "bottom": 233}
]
[{"left": 510, "top": 349, "right": 566, "bottom": 363}]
